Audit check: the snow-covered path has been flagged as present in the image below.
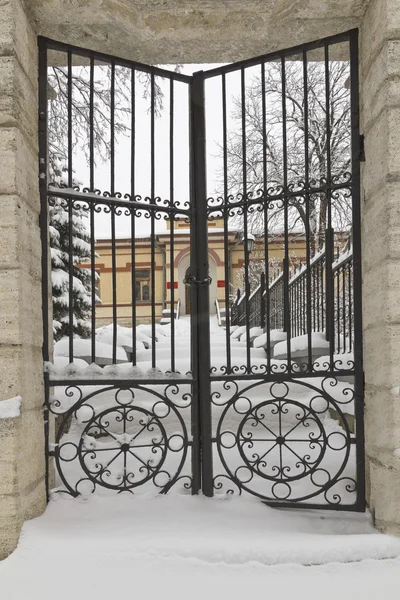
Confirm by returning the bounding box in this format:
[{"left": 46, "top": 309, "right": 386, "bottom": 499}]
[
  {"left": 4, "top": 317, "right": 399, "bottom": 597},
  {"left": 1, "top": 494, "right": 400, "bottom": 600}
]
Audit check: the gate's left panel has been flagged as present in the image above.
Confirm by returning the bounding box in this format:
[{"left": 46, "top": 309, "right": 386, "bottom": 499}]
[{"left": 39, "top": 39, "right": 197, "bottom": 498}]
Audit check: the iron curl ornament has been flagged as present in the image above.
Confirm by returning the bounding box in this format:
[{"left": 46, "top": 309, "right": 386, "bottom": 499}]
[
  {"left": 212, "top": 378, "right": 357, "bottom": 506},
  {"left": 49, "top": 384, "right": 192, "bottom": 497}
]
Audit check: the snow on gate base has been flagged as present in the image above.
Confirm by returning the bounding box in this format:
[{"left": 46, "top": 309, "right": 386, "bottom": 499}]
[
  {"left": 1, "top": 494, "right": 400, "bottom": 600},
  {"left": 48, "top": 317, "right": 360, "bottom": 507}
]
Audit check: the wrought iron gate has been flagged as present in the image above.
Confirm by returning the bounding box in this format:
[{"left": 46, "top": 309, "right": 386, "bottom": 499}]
[{"left": 40, "top": 29, "right": 364, "bottom": 510}]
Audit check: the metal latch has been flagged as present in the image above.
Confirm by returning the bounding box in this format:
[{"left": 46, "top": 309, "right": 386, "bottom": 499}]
[{"left": 183, "top": 273, "right": 212, "bottom": 286}]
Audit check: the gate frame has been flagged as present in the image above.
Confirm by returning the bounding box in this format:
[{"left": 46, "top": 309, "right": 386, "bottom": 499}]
[
  {"left": 190, "top": 28, "right": 364, "bottom": 510},
  {"left": 39, "top": 28, "right": 364, "bottom": 510}
]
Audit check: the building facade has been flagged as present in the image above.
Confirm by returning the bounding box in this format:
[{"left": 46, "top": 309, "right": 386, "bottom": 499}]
[{"left": 92, "top": 218, "right": 310, "bottom": 325}]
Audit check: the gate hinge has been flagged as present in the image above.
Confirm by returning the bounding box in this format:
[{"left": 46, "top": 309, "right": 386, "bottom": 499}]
[{"left": 359, "top": 134, "right": 365, "bottom": 162}]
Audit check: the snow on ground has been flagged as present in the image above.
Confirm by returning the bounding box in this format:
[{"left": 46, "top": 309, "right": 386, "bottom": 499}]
[
  {"left": 274, "top": 332, "right": 329, "bottom": 357},
  {"left": 253, "top": 329, "right": 287, "bottom": 348},
  {"left": 1, "top": 495, "right": 400, "bottom": 600},
  {"left": 54, "top": 337, "right": 128, "bottom": 362},
  {"left": 2, "top": 318, "right": 400, "bottom": 597}
]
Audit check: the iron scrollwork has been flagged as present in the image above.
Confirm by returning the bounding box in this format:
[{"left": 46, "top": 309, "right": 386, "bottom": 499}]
[
  {"left": 211, "top": 377, "right": 357, "bottom": 506},
  {"left": 49, "top": 383, "right": 192, "bottom": 497}
]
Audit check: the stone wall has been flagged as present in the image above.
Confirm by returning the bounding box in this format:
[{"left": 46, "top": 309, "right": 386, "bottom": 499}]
[
  {"left": 28, "top": 0, "right": 366, "bottom": 65},
  {"left": 360, "top": 0, "right": 400, "bottom": 535},
  {"left": 0, "top": 0, "right": 46, "bottom": 559}
]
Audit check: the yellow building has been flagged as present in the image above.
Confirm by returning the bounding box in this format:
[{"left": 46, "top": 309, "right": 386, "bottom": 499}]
[{"left": 92, "top": 219, "right": 312, "bottom": 326}]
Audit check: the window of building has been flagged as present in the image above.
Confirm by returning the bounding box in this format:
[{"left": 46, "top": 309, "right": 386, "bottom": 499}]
[{"left": 135, "top": 269, "right": 150, "bottom": 302}]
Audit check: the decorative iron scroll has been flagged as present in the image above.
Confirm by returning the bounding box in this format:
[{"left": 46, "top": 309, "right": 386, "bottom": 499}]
[
  {"left": 49, "top": 383, "right": 192, "bottom": 496},
  {"left": 211, "top": 378, "right": 357, "bottom": 505}
]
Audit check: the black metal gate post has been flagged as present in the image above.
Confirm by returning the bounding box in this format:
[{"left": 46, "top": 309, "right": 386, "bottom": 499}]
[
  {"left": 349, "top": 29, "right": 365, "bottom": 511},
  {"left": 190, "top": 72, "right": 213, "bottom": 496}
]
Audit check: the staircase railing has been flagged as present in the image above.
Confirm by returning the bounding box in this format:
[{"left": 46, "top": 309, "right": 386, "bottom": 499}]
[{"left": 231, "top": 243, "right": 354, "bottom": 354}]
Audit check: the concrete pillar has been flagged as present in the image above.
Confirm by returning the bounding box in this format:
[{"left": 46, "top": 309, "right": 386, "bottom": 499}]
[
  {"left": 0, "top": 0, "right": 46, "bottom": 558},
  {"left": 361, "top": 0, "right": 400, "bottom": 534}
]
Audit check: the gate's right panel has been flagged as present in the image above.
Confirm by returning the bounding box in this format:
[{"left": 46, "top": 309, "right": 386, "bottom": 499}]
[{"left": 203, "top": 30, "right": 364, "bottom": 510}]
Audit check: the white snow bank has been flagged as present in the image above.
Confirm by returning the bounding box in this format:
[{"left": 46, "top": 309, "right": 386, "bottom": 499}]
[
  {"left": 96, "top": 324, "right": 152, "bottom": 350},
  {"left": 231, "top": 325, "right": 246, "bottom": 340},
  {"left": 2, "top": 519, "right": 400, "bottom": 600},
  {"left": 253, "top": 330, "right": 287, "bottom": 348},
  {"left": 274, "top": 332, "right": 329, "bottom": 358},
  {"left": 45, "top": 361, "right": 190, "bottom": 381},
  {"left": 0, "top": 396, "right": 21, "bottom": 419},
  {"left": 54, "top": 338, "right": 127, "bottom": 362},
  {"left": 53, "top": 356, "right": 89, "bottom": 369},
  {"left": 240, "top": 327, "right": 264, "bottom": 342},
  {"left": 6, "top": 495, "right": 400, "bottom": 570},
  {"left": 137, "top": 324, "right": 169, "bottom": 339},
  {"left": 163, "top": 319, "right": 191, "bottom": 336}
]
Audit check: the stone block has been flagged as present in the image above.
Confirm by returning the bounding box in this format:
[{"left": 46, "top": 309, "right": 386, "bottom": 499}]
[
  {"left": 365, "top": 385, "right": 400, "bottom": 452},
  {"left": 0, "top": 268, "right": 42, "bottom": 346},
  {"left": 17, "top": 407, "right": 46, "bottom": 493},
  {"left": 0, "top": 417, "right": 19, "bottom": 495},
  {"left": 369, "top": 457, "right": 400, "bottom": 532},
  {"left": 362, "top": 41, "right": 400, "bottom": 132},
  {"left": 0, "top": 55, "right": 38, "bottom": 143},
  {"left": 0, "top": 1, "right": 38, "bottom": 85},
  {"left": 0, "top": 494, "right": 22, "bottom": 560},
  {"left": 0, "top": 344, "right": 44, "bottom": 410},
  {"left": 31, "top": 0, "right": 364, "bottom": 65},
  {"left": 362, "top": 266, "right": 400, "bottom": 330},
  {"left": 361, "top": 0, "right": 389, "bottom": 72},
  {"left": 0, "top": 127, "right": 39, "bottom": 211},
  {"left": 20, "top": 476, "right": 46, "bottom": 521},
  {"left": 363, "top": 323, "right": 400, "bottom": 387},
  {"left": 361, "top": 112, "right": 389, "bottom": 197},
  {"left": 0, "top": 269, "right": 20, "bottom": 344},
  {"left": 0, "top": 195, "right": 42, "bottom": 276}
]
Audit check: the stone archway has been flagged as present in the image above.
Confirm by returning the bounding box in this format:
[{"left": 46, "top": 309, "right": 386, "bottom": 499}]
[{"left": 3, "top": 0, "right": 400, "bottom": 561}]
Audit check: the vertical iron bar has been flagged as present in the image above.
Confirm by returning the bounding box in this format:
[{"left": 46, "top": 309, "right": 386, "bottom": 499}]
[
  {"left": 317, "top": 260, "right": 321, "bottom": 331},
  {"left": 170, "top": 78, "right": 176, "bottom": 373},
  {"left": 262, "top": 61, "right": 271, "bottom": 371},
  {"left": 131, "top": 69, "right": 137, "bottom": 365},
  {"left": 342, "top": 266, "right": 346, "bottom": 352},
  {"left": 303, "top": 48, "right": 312, "bottom": 370},
  {"left": 151, "top": 73, "right": 156, "bottom": 368},
  {"left": 110, "top": 61, "right": 117, "bottom": 364},
  {"left": 89, "top": 57, "right": 96, "bottom": 364},
  {"left": 281, "top": 58, "right": 291, "bottom": 371},
  {"left": 325, "top": 227, "right": 334, "bottom": 351},
  {"left": 241, "top": 67, "right": 251, "bottom": 372},
  {"left": 260, "top": 272, "right": 265, "bottom": 328},
  {"left": 348, "top": 262, "right": 353, "bottom": 353},
  {"left": 336, "top": 260, "right": 340, "bottom": 352},
  {"left": 38, "top": 38, "right": 50, "bottom": 501},
  {"left": 222, "top": 73, "right": 232, "bottom": 374},
  {"left": 350, "top": 29, "right": 365, "bottom": 510},
  {"left": 67, "top": 52, "right": 73, "bottom": 363},
  {"left": 191, "top": 72, "right": 212, "bottom": 496},
  {"left": 325, "top": 45, "right": 335, "bottom": 369}
]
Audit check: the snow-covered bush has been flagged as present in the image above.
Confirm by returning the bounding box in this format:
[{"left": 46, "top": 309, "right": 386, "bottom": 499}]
[{"left": 49, "top": 157, "right": 99, "bottom": 340}]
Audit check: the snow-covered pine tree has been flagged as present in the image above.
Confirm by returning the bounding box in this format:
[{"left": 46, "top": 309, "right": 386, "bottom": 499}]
[{"left": 49, "top": 156, "right": 97, "bottom": 341}]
